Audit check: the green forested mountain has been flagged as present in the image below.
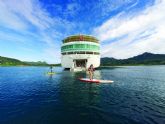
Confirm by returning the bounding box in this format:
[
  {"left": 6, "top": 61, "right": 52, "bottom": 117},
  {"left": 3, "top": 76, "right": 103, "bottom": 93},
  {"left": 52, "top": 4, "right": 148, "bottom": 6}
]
[
  {"left": 0, "top": 56, "right": 26, "bottom": 66},
  {"left": 101, "top": 52, "right": 165, "bottom": 66},
  {"left": 24, "top": 61, "right": 48, "bottom": 66},
  {"left": 0, "top": 56, "right": 48, "bottom": 66}
]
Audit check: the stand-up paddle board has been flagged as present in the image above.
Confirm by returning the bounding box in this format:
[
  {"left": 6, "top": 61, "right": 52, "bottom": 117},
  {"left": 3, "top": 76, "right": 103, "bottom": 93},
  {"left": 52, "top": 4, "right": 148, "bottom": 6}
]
[
  {"left": 79, "top": 78, "right": 114, "bottom": 83},
  {"left": 46, "top": 72, "right": 55, "bottom": 75},
  {"left": 46, "top": 72, "right": 62, "bottom": 75}
]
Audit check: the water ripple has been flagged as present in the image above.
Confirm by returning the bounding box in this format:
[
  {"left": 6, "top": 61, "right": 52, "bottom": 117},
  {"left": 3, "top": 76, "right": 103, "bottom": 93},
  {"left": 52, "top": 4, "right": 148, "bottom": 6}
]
[{"left": 0, "top": 66, "right": 165, "bottom": 124}]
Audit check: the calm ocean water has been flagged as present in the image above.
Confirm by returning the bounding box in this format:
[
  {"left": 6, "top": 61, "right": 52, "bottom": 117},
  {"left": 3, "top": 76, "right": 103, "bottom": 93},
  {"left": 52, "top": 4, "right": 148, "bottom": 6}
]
[{"left": 0, "top": 66, "right": 165, "bottom": 124}]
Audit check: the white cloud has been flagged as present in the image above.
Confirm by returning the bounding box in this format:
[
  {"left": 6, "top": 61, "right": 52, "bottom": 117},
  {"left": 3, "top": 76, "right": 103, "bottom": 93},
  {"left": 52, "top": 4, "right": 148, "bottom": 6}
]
[
  {"left": 93, "top": 0, "right": 165, "bottom": 59},
  {"left": 2, "top": 0, "right": 53, "bottom": 30},
  {"left": 94, "top": 0, "right": 135, "bottom": 17},
  {"left": 2, "top": 0, "right": 164, "bottom": 63},
  {"left": 0, "top": 0, "right": 75, "bottom": 63},
  {"left": 0, "top": 1, "right": 27, "bottom": 31}
]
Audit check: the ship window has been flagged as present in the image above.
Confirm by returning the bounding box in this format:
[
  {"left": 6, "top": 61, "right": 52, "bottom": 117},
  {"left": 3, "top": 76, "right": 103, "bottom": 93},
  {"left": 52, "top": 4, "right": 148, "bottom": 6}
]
[
  {"left": 86, "top": 44, "right": 90, "bottom": 48},
  {"left": 75, "top": 44, "right": 78, "bottom": 48},
  {"left": 61, "top": 51, "right": 100, "bottom": 55},
  {"left": 79, "top": 51, "right": 85, "bottom": 54},
  {"left": 77, "top": 44, "right": 81, "bottom": 48},
  {"left": 94, "top": 52, "right": 100, "bottom": 55},
  {"left": 80, "top": 44, "right": 84, "bottom": 48},
  {"left": 68, "top": 52, "right": 73, "bottom": 54},
  {"left": 78, "top": 44, "right": 81, "bottom": 48},
  {"left": 95, "top": 46, "right": 98, "bottom": 50},
  {"left": 86, "top": 52, "right": 93, "bottom": 54},
  {"left": 62, "top": 52, "right": 66, "bottom": 55},
  {"left": 62, "top": 44, "right": 99, "bottom": 51}
]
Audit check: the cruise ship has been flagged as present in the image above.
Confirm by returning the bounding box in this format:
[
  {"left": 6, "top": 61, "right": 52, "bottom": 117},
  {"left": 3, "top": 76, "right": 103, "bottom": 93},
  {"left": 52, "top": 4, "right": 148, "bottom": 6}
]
[{"left": 61, "top": 34, "right": 100, "bottom": 71}]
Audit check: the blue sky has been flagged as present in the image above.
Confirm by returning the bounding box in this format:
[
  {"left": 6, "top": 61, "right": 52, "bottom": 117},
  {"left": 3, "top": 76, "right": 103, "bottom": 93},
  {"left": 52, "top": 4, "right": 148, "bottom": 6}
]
[{"left": 0, "top": 0, "right": 165, "bottom": 63}]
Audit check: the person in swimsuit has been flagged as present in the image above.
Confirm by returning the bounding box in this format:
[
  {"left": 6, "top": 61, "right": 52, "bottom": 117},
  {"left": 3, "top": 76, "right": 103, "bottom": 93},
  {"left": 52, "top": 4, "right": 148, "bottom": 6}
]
[{"left": 88, "top": 64, "right": 95, "bottom": 80}]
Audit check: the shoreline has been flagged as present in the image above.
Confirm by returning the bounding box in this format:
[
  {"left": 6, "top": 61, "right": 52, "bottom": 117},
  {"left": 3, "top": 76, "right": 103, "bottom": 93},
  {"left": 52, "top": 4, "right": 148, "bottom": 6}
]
[
  {"left": 0, "top": 65, "right": 61, "bottom": 67},
  {"left": 0, "top": 64, "right": 165, "bottom": 67}
]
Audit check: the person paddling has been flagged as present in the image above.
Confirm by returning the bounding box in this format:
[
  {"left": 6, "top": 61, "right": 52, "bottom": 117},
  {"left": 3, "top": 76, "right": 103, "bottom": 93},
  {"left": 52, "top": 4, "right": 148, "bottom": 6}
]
[
  {"left": 50, "top": 66, "right": 53, "bottom": 73},
  {"left": 88, "top": 64, "right": 95, "bottom": 80}
]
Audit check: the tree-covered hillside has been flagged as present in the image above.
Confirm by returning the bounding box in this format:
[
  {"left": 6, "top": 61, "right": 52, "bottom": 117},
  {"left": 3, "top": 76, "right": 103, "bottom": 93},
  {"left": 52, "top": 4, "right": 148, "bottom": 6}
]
[
  {"left": 101, "top": 52, "right": 165, "bottom": 66},
  {"left": 0, "top": 56, "right": 26, "bottom": 66},
  {"left": 0, "top": 56, "right": 49, "bottom": 66}
]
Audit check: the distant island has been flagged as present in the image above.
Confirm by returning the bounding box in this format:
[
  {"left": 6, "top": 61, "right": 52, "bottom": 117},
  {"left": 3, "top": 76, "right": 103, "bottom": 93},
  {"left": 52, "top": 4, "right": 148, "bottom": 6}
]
[
  {"left": 101, "top": 52, "right": 165, "bottom": 66},
  {"left": 0, "top": 52, "right": 165, "bottom": 66},
  {"left": 0, "top": 56, "right": 60, "bottom": 66}
]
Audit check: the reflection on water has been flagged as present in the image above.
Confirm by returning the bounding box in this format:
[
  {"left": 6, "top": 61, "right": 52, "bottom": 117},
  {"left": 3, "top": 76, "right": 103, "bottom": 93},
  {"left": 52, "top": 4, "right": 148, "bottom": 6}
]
[
  {"left": 0, "top": 66, "right": 165, "bottom": 124},
  {"left": 60, "top": 71, "right": 101, "bottom": 106}
]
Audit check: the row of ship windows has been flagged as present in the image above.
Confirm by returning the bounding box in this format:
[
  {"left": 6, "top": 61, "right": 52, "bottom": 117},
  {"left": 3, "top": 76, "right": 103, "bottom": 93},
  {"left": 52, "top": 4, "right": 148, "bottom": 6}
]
[
  {"left": 61, "top": 51, "right": 100, "bottom": 55},
  {"left": 61, "top": 44, "right": 99, "bottom": 50}
]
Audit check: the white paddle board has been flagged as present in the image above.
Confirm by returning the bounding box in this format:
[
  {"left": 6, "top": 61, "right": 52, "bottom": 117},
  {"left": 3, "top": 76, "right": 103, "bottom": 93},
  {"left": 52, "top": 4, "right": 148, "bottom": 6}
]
[{"left": 79, "top": 78, "right": 114, "bottom": 83}]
